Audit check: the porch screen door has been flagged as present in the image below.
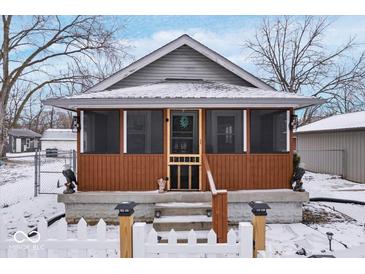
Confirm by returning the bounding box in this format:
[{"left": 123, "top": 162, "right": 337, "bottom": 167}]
[{"left": 167, "top": 110, "right": 202, "bottom": 190}]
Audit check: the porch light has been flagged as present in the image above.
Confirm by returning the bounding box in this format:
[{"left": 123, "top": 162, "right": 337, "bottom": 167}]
[
  {"left": 326, "top": 231, "right": 334, "bottom": 251},
  {"left": 71, "top": 116, "right": 80, "bottom": 132},
  {"left": 115, "top": 201, "right": 137, "bottom": 216},
  {"left": 248, "top": 201, "right": 271, "bottom": 216},
  {"left": 290, "top": 114, "right": 298, "bottom": 130}
]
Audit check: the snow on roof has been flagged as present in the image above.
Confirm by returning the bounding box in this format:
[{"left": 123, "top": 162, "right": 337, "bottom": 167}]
[
  {"left": 66, "top": 81, "right": 312, "bottom": 100},
  {"left": 8, "top": 128, "right": 41, "bottom": 138},
  {"left": 296, "top": 111, "right": 365, "bottom": 133},
  {"left": 41, "top": 128, "right": 76, "bottom": 141}
]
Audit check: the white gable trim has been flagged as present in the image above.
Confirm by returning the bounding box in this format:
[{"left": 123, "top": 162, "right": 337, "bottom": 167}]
[{"left": 88, "top": 35, "right": 274, "bottom": 92}]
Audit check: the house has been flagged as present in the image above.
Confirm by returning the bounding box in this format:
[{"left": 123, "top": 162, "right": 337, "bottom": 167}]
[
  {"left": 7, "top": 128, "right": 41, "bottom": 153},
  {"left": 44, "top": 34, "right": 323, "bottom": 225},
  {"left": 41, "top": 129, "right": 77, "bottom": 152},
  {"left": 295, "top": 111, "right": 365, "bottom": 183}
]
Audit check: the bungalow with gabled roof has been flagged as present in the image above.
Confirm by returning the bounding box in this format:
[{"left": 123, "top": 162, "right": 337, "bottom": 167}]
[{"left": 44, "top": 34, "right": 324, "bottom": 225}]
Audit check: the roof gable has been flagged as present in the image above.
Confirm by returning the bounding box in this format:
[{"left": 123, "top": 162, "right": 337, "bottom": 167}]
[{"left": 88, "top": 34, "right": 274, "bottom": 92}]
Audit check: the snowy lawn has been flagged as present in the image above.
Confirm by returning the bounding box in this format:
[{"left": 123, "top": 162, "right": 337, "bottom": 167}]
[
  {"left": 267, "top": 172, "right": 365, "bottom": 258},
  {"left": 0, "top": 153, "right": 66, "bottom": 236}
]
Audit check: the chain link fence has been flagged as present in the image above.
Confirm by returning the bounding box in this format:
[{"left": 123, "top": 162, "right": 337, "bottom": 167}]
[
  {"left": 0, "top": 150, "right": 76, "bottom": 208},
  {"left": 35, "top": 149, "right": 76, "bottom": 195}
]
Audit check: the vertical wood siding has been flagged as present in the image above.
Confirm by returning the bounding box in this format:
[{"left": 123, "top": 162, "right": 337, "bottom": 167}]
[
  {"left": 206, "top": 154, "right": 292, "bottom": 190},
  {"left": 78, "top": 154, "right": 166, "bottom": 191},
  {"left": 109, "top": 45, "right": 255, "bottom": 89}
]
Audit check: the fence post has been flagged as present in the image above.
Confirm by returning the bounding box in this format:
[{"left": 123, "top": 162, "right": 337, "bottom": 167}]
[
  {"left": 249, "top": 201, "right": 270, "bottom": 258},
  {"left": 238, "top": 222, "right": 253, "bottom": 258},
  {"left": 72, "top": 149, "right": 76, "bottom": 173},
  {"left": 115, "top": 201, "right": 136, "bottom": 258},
  {"left": 132, "top": 222, "right": 146, "bottom": 258},
  {"left": 34, "top": 150, "right": 38, "bottom": 197}
]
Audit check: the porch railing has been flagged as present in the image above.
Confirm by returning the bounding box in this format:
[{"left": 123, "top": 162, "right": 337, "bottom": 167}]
[{"left": 202, "top": 154, "right": 228, "bottom": 243}]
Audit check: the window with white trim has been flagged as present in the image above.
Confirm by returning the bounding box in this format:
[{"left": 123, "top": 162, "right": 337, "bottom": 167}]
[
  {"left": 125, "top": 110, "right": 163, "bottom": 154},
  {"left": 250, "top": 109, "right": 289, "bottom": 153},
  {"left": 205, "top": 110, "right": 245, "bottom": 153}
]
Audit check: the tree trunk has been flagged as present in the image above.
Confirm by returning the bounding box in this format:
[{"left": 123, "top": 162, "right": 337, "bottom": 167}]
[{"left": 0, "top": 100, "right": 7, "bottom": 158}]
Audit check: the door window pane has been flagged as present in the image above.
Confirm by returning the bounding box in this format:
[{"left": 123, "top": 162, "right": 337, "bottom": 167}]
[
  {"left": 127, "top": 110, "right": 163, "bottom": 154},
  {"left": 250, "top": 109, "right": 288, "bottom": 153},
  {"left": 171, "top": 111, "right": 199, "bottom": 154},
  {"left": 83, "top": 110, "right": 120, "bottom": 154},
  {"left": 206, "top": 110, "right": 243, "bottom": 153}
]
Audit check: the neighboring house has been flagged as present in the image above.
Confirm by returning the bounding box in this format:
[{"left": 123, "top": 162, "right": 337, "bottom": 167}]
[
  {"left": 44, "top": 34, "right": 323, "bottom": 224},
  {"left": 7, "top": 128, "right": 41, "bottom": 153},
  {"left": 296, "top": 111, "right": 365, "bottom": 184},
  {"left": 41, "top": 129, "right": 77, "bottom": 151}
]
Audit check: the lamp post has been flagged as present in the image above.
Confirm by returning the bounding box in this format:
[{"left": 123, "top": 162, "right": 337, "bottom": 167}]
[
  {"left": 249, "top": 201, "right": 271, "bottom": 257},
  {"left": 326, "top": 231, "right": 334, "bottom": 251},
  {"left": 115, "top": 201, "right": 137, "bottom": 258}
]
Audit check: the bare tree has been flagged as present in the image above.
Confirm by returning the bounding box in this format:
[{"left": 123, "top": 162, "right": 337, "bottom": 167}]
[
  {"left": 244, "top": 16, "right": 365, "bottom": 124},
  {"left": 0, "top": 15, "right": 130, "bottom": 156}
]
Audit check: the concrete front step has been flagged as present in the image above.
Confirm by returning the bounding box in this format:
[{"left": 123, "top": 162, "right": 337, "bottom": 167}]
[
  {"left": 155, "top": 202, "right": 211, "bottom": 217},
  {"left": 153, "top": 215, "right": 212, "bottom": 231}
]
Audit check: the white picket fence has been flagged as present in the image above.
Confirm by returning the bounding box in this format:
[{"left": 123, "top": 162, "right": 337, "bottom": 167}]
[
  {"left": 0, "top": 217, "right": 119, "bottom": 258},
  {"left": 1, "top": 217, "right": 257, "bottom": 258},
  {"left": 133, "top": 222, "right": 253, "bottom": 258}
]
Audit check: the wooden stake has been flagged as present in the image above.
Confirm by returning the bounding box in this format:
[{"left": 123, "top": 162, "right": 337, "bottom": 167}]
[
  {"left": 252, "top": 215, "right": 266, "bottom": 258},
  {"left": 119, "top": 215, "right": 134, "bottom": 258}
]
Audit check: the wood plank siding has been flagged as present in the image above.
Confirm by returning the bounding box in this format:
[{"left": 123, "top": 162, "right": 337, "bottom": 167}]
[
  {"left": 77, "top": 154, "right": 166, "bottom": 191},
  {"left": 206, "top": 154, "right": 292, "bottom": 190},
  {"left": 109, "top": 45, "right": 255, "bottom": 89}
]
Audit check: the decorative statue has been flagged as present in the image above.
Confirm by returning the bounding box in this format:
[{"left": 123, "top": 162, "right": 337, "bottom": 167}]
[
  {"left": 291, "top": 153, "right": 305, "bottom": 192},
  {"left": 157, "top": 177, "right": 166, "bottom": 193},
  {"left": 62, "top": 164, "right": 77, "bottom": 194}
]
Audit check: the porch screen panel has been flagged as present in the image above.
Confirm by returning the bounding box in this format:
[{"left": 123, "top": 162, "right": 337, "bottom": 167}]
[
  {"left": 126, "top": 110, "right": 163, "bottom": 154},
  {"left": 206, "top": 110, "right": 243, "bottom": 153},
  {"left": 83, "top": 110, "right": 120, "bottom": 154},
  {"left": 250, "top": 109, "right": 288, "bottom": 153}
]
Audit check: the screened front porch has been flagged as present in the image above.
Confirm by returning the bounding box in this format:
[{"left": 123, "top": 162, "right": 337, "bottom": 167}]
[{"left": 76, "top": 108, "right": 294, "bottom": 192}]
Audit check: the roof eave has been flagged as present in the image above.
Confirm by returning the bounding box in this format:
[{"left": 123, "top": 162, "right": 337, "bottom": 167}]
[
  {"left": 44, "top": 97, "right": 322, "bottom": 110},
  {"left": 295, "top": 127, "right": 365, "bottom": 135}
]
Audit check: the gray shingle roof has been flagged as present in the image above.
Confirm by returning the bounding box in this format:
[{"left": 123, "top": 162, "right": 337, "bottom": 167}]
[
  {"left": 44, "top": 80, "right": 324, "bottom": 110},
  {"left": 8, "top": 128, "right": 41, "bottom": 138}
]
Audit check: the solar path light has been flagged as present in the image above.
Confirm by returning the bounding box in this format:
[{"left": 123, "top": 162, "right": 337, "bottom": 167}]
[{"left": 326, "top": 231, "right": 334, "bottom": 251}]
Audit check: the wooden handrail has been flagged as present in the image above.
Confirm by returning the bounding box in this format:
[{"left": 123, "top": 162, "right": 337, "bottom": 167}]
[
  {"left": 202, "top": 154, "right": 217, "bottom": 195},
  {"left": 203, "top": 154, "right": 228, "bottom": 243}
]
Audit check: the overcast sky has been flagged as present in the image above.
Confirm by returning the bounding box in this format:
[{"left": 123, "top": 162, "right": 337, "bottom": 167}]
[{"left": 116, "top": 15, "right": 365, "bottom": 75}]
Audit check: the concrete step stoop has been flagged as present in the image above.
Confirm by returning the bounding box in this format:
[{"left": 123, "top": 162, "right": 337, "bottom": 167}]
[{"left": 153, "top": 202, "right": 212, "bottom": 232}]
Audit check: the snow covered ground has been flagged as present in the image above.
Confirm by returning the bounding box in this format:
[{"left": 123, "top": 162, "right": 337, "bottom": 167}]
[
  {"left": 1, "top": 155, "right": 365, "bottom": 258},
  {"left": 266, "top": 172, "right": 365, "bottom": 258},
  {"left": 0, "top": 153, "right": 66, "bottom": 236}
]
